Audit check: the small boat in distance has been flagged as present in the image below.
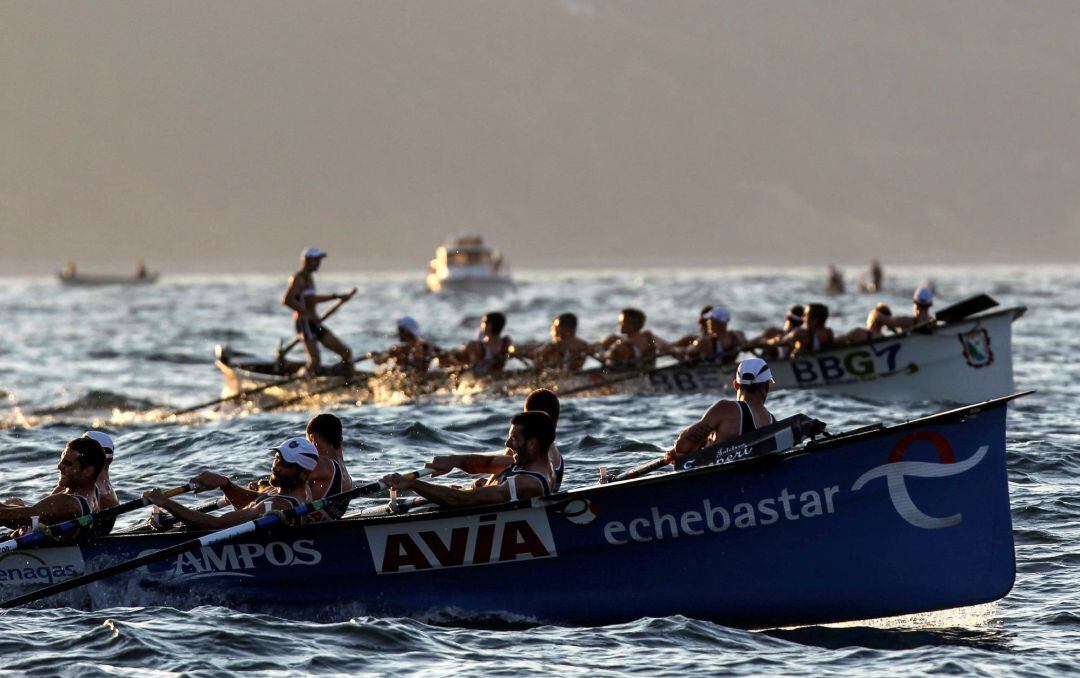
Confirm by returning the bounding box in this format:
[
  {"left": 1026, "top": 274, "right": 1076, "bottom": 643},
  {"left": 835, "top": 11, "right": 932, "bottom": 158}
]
[
  {"left": 58, "top": 261, "right": 159, "bottom": 287},
  {"left": 425, "top": 234, "right": 513, "bottom": 293}
]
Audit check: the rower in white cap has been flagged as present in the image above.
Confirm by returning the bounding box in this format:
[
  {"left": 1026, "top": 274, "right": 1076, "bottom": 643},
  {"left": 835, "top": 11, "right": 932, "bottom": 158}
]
[
  {"left": 680, "top": 306, "right": 746, "bottom": 365},
  {"left": 143, "top": 437, "right": 319, "bottom": 529},
  {"left": 669, "top": 357, "right": 777, "bottom": 461},
  {"left": 371, "top": 316, "right": 441, "bottom": 379},
  {"left": 281, "top": 246, "right": 355, "bottom": 377},
  {"left": 877, "top": 286, "right": 936, "bottom": 333}
]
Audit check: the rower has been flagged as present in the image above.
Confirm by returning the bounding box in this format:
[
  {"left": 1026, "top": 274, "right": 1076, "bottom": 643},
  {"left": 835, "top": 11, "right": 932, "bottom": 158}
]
[
  {"left": 682, "top": 306, "right": 746, "bottom": 365},
  {"left": 748, "top": 304, "right": 804, "bottom": 360},
  {"left": 597, "top": 308, "right": 667, "bottom": 370},
  {"left": 531, "top": 313, "right": 591, "bottom": 373},
  {"left": 143, "top": 437, "right": 318, "bottom": 530},
  {"left": 371, "top": 316, "right": 440, "bottom": 378},
  {"left": 772, "top": 302, "right": 834, "bottom": 357},
  {"left": 424, "top": 388, "right": 564, "bottom": 494},
  {"left": 64, "top": 431, "right": 120, "bottom": 535},
  {"left": 669, "top": 358, "right": 776, "bottom": 460},
  {"left": 444, "top": 312, "right": 512, "bottom": 374},
  {"left": 382, "top": 411, "right": 556, "bottom": 507},
  {"left": 876, "top": 287, "right": 936, "bottom": 333},
  {"left": 305, "top": 413, "right": 354, "bottom": 521},
  {"left": 838, "top": 303, "right": 894, "bottom": 344},
  {"left": 826, "top": 265, "right": 845, "bottom": 294},
  {"left": 0, "top": 438, "right": 106, "bottom": 537},
  {"left": 673, "top": 306, "right": 714, "bottom": 348},
  {"left": 281, "top": 247, "right": 354, "bottom": 376}
]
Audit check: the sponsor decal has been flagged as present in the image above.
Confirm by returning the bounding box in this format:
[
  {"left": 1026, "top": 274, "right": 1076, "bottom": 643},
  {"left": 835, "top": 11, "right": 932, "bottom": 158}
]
[
  {"left": 554, "top": 499, "right": 599, "bottom": 525},
  {"left": 790, "top": 342, "right": 913, "bottom": 385},
  {"left": 144, "top": 540, "right": 322, "bottom": 580},
  {"left": 602, "top": 484, "right": 840, "bottom": 545},
  {"left": 366, "top": 508, "right": 556, "bottom": 574},
  {"left": 0, "top": 548, "right": 84, "bottom": 586},
  {"left": 647, "top": 368, "right": 733, "bottom": 394},
  {"left": 851, "top": 431, "right": 988, "bottom": 529},
  {"left": 959, "top": 328, "right": 994, "bottom": 368}
]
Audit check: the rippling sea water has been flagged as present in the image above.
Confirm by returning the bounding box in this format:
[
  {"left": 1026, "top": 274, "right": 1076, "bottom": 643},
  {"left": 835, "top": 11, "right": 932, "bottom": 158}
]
[{"left": 0, "top": 266, "right": 1077, "bottom": 675}]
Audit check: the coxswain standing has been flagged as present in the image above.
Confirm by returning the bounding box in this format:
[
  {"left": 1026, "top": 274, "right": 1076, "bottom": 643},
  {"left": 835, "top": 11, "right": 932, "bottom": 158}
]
[
  {"left": 143, "top": 437, "right": 319, "bottom": 529},
  {"left": 669, "top": 358, "right": 776, "bottom": 461},
  {"left": 0, "top": 438, "right": 106, "bottom": 537},
  {"left": 281, "top": 247, "right": 354, "bottom": 377},
  {"left": 305, "top": 413, "right": 354, "bottom": 522}
]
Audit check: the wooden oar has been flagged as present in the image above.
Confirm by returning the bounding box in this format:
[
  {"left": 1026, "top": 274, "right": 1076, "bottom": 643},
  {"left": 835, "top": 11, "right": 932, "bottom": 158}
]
[
  {"left": 0, "top": 469, "right": 433, "bottom": 610},
  {"left": 918, "top": 293, "right": 999, "bottom": 327},
  {"left": 0, "top": 484, "right": 194, "bottom": 555},
  {"left": 166, "top": 374, "right": 309, "bottom": 417},
  {"left": 277, "top": 287, "right": 358, "bottom": 363}
]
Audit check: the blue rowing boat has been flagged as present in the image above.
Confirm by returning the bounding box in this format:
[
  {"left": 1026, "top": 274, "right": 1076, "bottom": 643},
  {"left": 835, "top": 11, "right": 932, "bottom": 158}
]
[{"left": 0, "top": 394, "right": 1020, "bottom": 627}]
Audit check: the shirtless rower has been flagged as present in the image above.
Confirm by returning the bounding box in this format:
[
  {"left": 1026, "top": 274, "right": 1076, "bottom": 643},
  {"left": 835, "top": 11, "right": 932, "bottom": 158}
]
[
  {"left": 681, "top": 307, "right": 746, "bottom": 365},
  {"left": 669, "top": 358, "right": 776, "bottom": 460},
  {"left": 748, "top": 304, "right": 804, "bottom": 360},
  {"left": 0, "top": 438, "right": 106, "bottom": 537},
  {"left": 838, "top": 303, "right": 895, "bottom": 344},
  {"left": 876, "top": 287, "right": 936, "bottom": 333},
  {"left": 305, "top": 413, "right": 354, "bottom": 522},
  {"left": 143, "top": 437, "right": 318, "bottom": 529},
  {"left": 371, "top": 316, "right": 440, "bottom": 379},
  {"left": 531, "top": 313, "right": 591, "bottom": 373},
  {"left": 382, "top": 411, "right": 556, "bottom": 507},
  {"left": 771, "top": 302, "right": 834, "bottom": 357},
  {"left": 425, "top": 388, "right": 565, "bottom": 494},
  {"left": 673, "top": 306, "right": 715, "bottom": 348},
  {"left": 597, "top": 308, "right": 667, "bottom": 370},
  {"left": 281, "top": 247, "right": 355, "bottom": 376},
  {"left": 443, "top": 312, "right": 513, "bottom": 374}
]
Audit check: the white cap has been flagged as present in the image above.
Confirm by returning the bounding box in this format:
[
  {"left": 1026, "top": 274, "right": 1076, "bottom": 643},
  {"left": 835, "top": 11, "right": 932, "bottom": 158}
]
[
  {"left": 913, "top": 287, "right": 934, "bottom": 306},
  {"left": 83, "top": 431, "right": 114, "bottom": 459},
  {"left": 397, "top": 315, "right": 421, "bottom": 337},
  {"left": 302, "top": 247, "right": 327, "bottom": 259},
  {"left": 270, "top": 437, "right": 319, "bottom": 471},
  {"left": 708, "top": 307, "right": 731, "bottom": 324},
  {"left": 735, "top": 358, "right": 774, "bottom": 385}
]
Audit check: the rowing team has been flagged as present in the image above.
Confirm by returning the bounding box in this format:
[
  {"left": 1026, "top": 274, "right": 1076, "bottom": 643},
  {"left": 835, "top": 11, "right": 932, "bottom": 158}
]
[
  {"left": 362, "top": 286, "right": 937, "bottom": 379},
  {"left": 0, "top": 358, "right": 792, "bottom": 536}
]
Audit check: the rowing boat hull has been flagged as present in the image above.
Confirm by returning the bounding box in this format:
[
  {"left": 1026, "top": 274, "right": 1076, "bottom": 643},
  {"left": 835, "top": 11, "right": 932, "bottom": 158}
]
[
  {"left": 58, "top": 273, "right": 160, "bottom": 287},
  {"left": 0, "top": 396, "right": 1017, "bottom": 627}
]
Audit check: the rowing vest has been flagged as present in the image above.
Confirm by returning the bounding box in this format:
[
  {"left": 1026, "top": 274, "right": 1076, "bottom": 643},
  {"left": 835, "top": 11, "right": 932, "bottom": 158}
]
[
  {"left": 494, "top": 465, "right": 552, "bottom": 500},
  {"left": 255, "top": 492, "right": 305, "bottom": 526},
  {"left": 737, "top": 401, "right": 775, "bottom": 435},
  {"left": 309, "top": 460, "right": 349, "bottom": 522},
  {"left": 90, "top": 486, "right": 115, "bottom": 536},
  {"left": 550, "top": 443, "right": 564, "bottom": 493}
]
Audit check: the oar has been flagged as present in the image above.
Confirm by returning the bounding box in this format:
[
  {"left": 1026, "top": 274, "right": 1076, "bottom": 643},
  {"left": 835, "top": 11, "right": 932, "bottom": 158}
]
[
  {"left": 259, "top": 376, "right": 353, "bottom": 412},
  {"left": 121, "top": 494, "right": 232, "bottom": 533},
  {"left": 356, "top": 495, "right": 430, "bottom": 517},
  {"left": 0, "top": 484, "right": 194, "bottom": 555},
  {"left": 0, "top": 468, "right": 433, "bottom": 610},
  {"left": 277, "top": 287, "right": 358, "bottom": 363},
  {"left": 166, "top": 374, "right": 309, "bottom": 417}
]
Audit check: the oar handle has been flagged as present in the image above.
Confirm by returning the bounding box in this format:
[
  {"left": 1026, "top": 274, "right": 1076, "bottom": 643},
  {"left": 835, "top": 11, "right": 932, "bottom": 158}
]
[
  {"left": 0, "top": 484, "right": 195, "bottom": 555},
  {"left": 0, "top": 469, "right": 432, "bottom": 609}
]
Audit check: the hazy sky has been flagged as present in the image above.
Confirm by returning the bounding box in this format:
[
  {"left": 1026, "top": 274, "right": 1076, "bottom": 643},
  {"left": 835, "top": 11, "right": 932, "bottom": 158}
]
[{"left": 3, "top": 1, "right": 1079, "bottom": 273}]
